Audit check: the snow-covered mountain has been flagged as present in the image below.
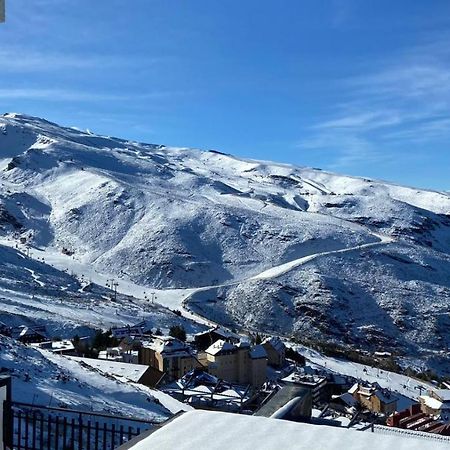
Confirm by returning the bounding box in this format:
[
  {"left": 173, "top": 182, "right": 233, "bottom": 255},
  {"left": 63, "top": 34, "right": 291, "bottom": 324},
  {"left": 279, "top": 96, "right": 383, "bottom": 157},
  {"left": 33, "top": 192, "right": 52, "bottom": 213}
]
[{"left": 0, "top": 113, "right": 449, "bottom": 373}]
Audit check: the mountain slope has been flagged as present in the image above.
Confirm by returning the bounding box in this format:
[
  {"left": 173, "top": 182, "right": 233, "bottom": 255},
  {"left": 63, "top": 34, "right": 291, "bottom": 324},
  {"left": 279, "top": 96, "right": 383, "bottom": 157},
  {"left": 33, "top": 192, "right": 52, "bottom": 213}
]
[
  {"left": 0, "top": 335, "right": 188, "bottom": 419},
  {"left": 0, "top": 113, "right": 449, "bottom": 373}
]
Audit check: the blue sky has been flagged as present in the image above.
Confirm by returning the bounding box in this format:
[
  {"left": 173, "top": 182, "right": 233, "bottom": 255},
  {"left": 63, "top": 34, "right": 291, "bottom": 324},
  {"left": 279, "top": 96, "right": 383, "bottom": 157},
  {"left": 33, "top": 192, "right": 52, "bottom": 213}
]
[{"left": 1, "top": 1, "right": 450, "bottom": 190}]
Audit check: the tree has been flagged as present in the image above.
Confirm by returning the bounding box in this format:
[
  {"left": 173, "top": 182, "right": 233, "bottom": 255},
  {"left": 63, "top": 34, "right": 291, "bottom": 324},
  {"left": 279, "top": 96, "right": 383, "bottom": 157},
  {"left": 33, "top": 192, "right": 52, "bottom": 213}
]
[{"left": 169, "top": 325, "right": 186, "bottom": 342}]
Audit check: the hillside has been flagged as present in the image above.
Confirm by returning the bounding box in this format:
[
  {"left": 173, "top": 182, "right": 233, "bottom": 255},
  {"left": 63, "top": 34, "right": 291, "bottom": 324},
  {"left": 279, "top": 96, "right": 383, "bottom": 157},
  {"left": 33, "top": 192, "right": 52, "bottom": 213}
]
[
  {"left": 0, "top": 335, "right": 189, "bottom": 419},
  {"left": 0, "top": 113, "right": 449, "bottom": 374}
]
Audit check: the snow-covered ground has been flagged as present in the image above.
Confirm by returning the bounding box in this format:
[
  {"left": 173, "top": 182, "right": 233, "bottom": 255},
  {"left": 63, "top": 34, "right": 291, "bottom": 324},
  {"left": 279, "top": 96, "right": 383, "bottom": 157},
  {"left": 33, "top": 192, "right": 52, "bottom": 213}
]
[
  {"left": 0, "top": 113, "right": 449, "bottom": 373},
  {"left": 0, "top": 335, "right": 188, "bottom": 420},
  {"left": 125, "top": 410, "right": 450, "bottom": 450},
  {"left": 295, "top": 346, "right": 433, "bottom": 405}
]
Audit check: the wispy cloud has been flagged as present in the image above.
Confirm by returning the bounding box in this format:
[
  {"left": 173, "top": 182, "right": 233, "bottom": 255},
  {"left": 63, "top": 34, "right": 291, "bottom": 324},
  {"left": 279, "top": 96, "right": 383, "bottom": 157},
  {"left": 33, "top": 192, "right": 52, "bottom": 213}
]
[
  {"left": 0, "top": 48, "right": 162, "bottom": 72},
  {"left": 0, "top": 88, "right": 191, "bottom": 102},
  {"left": 299, "top": 34, "right": 450, "bottom": 169}
]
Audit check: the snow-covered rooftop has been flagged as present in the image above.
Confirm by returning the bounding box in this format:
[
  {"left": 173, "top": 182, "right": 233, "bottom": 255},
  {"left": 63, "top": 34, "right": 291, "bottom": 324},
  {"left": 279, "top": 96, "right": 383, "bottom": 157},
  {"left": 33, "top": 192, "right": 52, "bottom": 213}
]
[
  {"left": 205, "top": 339, "right": 236, "bottom": 356},
  {"left": 68, "top": 356, "right": 149, "bottom": 383},
  {"left": 195, "top": 326, "right": 240, "bottom": 341},
  {"left": 433, "top": 389, "right": 450, "bottom": 402},
  {"left": 262, "top": 336, "right": 285, "bottom": 353},
  {"left": 420, "top": 395, "right": 443, "bottom": 410},
  {"left": 122, "top": 410, "right": 449, "bottom": 450},
  {"left": 143, "top": 336, "right": 191, "bottom": 355}
]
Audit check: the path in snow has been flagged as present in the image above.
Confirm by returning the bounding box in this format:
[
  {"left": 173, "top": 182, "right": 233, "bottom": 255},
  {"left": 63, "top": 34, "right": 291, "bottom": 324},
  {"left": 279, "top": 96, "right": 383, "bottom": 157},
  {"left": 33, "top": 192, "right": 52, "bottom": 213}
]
[{"left": 0, "top": 227, "right": 394, "bottom": 330}]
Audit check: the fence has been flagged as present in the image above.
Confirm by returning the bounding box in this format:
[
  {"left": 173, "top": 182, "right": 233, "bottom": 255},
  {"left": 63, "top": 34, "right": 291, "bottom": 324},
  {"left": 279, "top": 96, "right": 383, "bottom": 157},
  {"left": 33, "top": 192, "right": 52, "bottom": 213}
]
[{"left": 5, "top": 401, "right": 161, "bottom": 450}]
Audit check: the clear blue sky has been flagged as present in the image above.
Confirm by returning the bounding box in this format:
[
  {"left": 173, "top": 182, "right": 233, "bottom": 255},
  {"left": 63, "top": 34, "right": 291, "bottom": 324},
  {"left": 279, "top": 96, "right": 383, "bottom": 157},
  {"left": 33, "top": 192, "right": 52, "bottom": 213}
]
[{"left": 1, "top": 0, "right": 450, "bottom": 190}]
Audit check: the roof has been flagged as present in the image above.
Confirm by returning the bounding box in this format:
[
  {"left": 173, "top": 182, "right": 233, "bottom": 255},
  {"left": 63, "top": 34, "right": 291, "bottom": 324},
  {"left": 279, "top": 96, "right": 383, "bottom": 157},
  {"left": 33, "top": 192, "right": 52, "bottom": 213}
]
[
  {"left": 433, "top": 389, "right": 450, "bottom": 402},
  {"left": 143, "top": 337, "right": 191, "bottom": 356},
  {"left": 282, "top": 372, "right": 327, "bottom": 386},
  {"left": 262, "top": 336, "right": 285, "bottom": 353},
  {"left": 120, "top": 410, "right": 450, "bottom": 450},
  {"left": 195, "top": 326, "right": 240, "bottom": 341},
  {"left": 254, "top": 385, "right": 310, "bottom": 418},
  {"left": 373, "top": 389, "right": 398, "bottom": 404},
  {"left": 50, "top": 340, "right": 75, "bottom": 352},
  {"left": 68, "top": 356, "right": 149, "bottom": 383},
  {"left": 11, "top": 326, "right": 46, "bottom": 339},
  {"left": 335, "top": 392, "right": 358, "bottom": 407},
  {"left": 250, "top": 345, "right": 268, "bottom": 359},
  {"left": 420, "top": 395, "right": 443, "bottom": 410},
  {"left": 205, "top": 339, "right": 236, "bottom": 356}
]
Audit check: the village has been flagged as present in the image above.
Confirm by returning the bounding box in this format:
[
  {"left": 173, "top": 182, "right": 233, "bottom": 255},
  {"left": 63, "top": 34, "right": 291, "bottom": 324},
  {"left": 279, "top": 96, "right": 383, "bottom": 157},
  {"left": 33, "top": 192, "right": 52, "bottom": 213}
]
[{"left": 3, "top": 318, "right": 450, "bottom": 443}]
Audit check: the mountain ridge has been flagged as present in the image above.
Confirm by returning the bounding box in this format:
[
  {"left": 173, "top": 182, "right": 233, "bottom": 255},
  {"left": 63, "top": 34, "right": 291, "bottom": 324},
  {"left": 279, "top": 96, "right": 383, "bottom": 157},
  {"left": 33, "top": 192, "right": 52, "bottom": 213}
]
[{"left": 0, "top": 113, "right": 449, "bottom": 374}]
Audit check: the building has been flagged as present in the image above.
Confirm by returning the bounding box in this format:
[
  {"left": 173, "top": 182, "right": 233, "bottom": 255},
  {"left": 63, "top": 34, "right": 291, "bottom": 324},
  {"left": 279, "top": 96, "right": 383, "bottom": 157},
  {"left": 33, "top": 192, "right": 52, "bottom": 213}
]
[
  {"left": 282, "top": 371, "right": 328, "bottom": 404},
  {"left": 163, "top": 368, "right": 252, "bottom": 413},
  {"left": 11, "top": 325, "right": 47, "bottom": 344},
  {"left": 420, "top": 389, "right": 450, "bottom": 419},
  {"left": 203, "top": 340, "right": 267, "bottom": 387},
  {"left": 262, "top": 337, "right": 285, "bottom": 368},
  {"left": 117, "top": 410, "right": 450, "bottom": 450},
  {"left": 387, "top": 403, "right": 450, "bottom": 435},
  {"left": 111, "top": 325, "right": 144, "bottom": 340},
  {"left": 194, "top": 326, "right": 240, "bottom": 351},
  {"left": 349, "top": 382, "right": 398, "bottom": 415},
  {"left": 254, "top": 385, "right": 312, "bottom": 421},
  {"left": 31, "top": 340, "right": 76, "bottom": 355},
  {"left": 68, "top": 356, "right": 162, "bottom": 387},
  {"left": 98, "top": 346, "right": 139, "bottom": 363},
  {"left": 139, "top": 336, "right": 201, "bottom": 382}
]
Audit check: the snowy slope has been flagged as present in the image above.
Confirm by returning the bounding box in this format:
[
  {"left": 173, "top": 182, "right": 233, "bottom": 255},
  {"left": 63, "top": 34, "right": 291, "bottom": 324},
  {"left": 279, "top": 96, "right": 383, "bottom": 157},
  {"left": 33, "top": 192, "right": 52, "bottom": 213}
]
[
  {"left": 0, "top": 113, "right": 449, "bottom": 373},
  {"left": 0, "top": 242, "right": 205, "bottom": 338},
  {"left": 0, "top": 335, "right": 188, "bottom": 420}
]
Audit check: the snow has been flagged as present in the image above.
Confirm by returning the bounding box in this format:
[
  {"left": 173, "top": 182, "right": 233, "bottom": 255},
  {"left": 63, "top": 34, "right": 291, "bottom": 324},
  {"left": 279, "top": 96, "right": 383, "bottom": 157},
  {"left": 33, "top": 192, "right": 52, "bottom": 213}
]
[
  {"left": 143, "top": 336, "right": 191, "bottom": 355},
  {"left": 419, "top": 395, "right": 443, "bottom": 410},
  {"left": 125, "top": 410, "right": 450, "bottom": 450},
  {"left": 67, "top": 356, "right": 150, "bottom": 383},
  {"left": 297, "top": 346, "right": 432, "bottom": 406},
  {"left": 206, "top": 339, "right": 235, "bottom": 355},
  {"left": 0, "top": 113, "right": 449, "bottom": 375},
  {"left": 434, "top": 389, "right": 450, "bottom": 401},
  {"left": 262, "top": 336, "right": 285, "bottom": 353},
  {"left": 0, "top": 335, "right": 187, "bottom": 420}
]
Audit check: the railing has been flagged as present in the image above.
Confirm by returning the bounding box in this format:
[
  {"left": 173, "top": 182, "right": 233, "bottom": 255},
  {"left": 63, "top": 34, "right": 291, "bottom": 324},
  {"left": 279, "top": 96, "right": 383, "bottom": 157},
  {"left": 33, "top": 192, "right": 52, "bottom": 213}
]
[{"left": 6, "top": 401, "right": 161, "bottom": 450}]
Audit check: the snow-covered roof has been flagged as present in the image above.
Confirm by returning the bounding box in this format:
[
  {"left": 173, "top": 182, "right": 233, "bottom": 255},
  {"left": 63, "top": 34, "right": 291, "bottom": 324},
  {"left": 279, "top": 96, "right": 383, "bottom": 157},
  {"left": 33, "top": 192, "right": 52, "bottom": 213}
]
[
  {"left": 433, "top": 389, "right": 450, "bottom": 402},
  {"left": 143, "top": 336, "right": 191, "bottom": 356},
  {"left": 335, "top": 392, "right": 358, "bottom": 407},
  {"left": 205, "top": 339, "right": 236, "bottom": 356},
  {"left": 250, "top": 345, "right": 268, "bottom": 359},
  {"left": 195, "top": 326, "right": 240, "bottom": 341},
  {"left": 420, "top": 395, "right": 443, "bottom": 410},
  {"left": 51, "top": 340, "right": 75, "bottom": 351},
  {"left": 12, "top": 326, "right": 46, "bottom": 339},
  {"left": 123, "top": 410, "right": 449, "bottom": 450},
  {"left": 68, "top": 356, "right": 149, "bottom": 383},
  {"left": 373, "top": 389, "right": 398, "bottom": 404},
  {"left": 262, "top": 336, "right": 285, "bottom": 353},
  {"left": 282, "top": 372, "right": 327, "bottom": 386}
]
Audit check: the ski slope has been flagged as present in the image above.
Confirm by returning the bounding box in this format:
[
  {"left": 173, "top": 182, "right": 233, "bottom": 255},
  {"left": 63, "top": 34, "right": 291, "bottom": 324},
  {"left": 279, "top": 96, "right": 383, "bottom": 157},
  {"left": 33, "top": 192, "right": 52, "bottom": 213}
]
[{"left": 0, "top": 113, "right": 449, "bottom": 373}]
